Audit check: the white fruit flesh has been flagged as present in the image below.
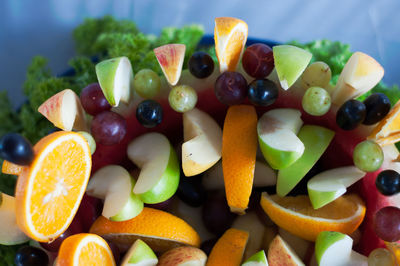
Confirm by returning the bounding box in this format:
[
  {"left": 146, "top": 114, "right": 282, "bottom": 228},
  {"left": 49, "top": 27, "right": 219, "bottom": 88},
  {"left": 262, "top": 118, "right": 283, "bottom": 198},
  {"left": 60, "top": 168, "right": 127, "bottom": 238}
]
[
  {"left": 315, "top": 232, "right": 353, "bottom": 266},
  {"left": 268, "top": 235, "right": 305, "bottom": 266},
  {"left": 114, "top": 57, "right": 133, "bottom": 105}
]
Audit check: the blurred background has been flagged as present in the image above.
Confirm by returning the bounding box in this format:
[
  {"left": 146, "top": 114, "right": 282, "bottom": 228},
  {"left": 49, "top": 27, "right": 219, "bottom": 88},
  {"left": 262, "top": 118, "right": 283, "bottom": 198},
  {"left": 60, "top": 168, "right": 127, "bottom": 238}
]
[{"left": 1, "top": 0, "right": 400, "bottom": 108}]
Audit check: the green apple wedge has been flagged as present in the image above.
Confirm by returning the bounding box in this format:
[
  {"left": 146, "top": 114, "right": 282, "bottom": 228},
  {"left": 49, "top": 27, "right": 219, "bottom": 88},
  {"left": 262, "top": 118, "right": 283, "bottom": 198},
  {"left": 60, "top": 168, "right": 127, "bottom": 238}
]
[
  {"left": 258, "top": 109, "right": 304, "bottom": 170},
  {"left": 242, "top": 250, "right": 268, "bottom": 266},
  {"left": 86, "top": 165, "right": 143, "bottom": 221},
  {"left": 273, "top": 45, "right": 312, "bottom": 90},
  {"left": 96, "top": 56, "right": 133, "bottom": 106},
  {"left": 315, "top": 231, "right": 353, "bottom": 266},
  {"left": 277, "top": 125, "right": 335, "bottom": 197},
  {"left": 307, "top": 166, "right": 366, "bottom": 209},
  {"left": 120, "top": 239, "right": 158, "bottom": 266},
  {"left": 127, "top": 132, "right": 180, "bottom": 204}
]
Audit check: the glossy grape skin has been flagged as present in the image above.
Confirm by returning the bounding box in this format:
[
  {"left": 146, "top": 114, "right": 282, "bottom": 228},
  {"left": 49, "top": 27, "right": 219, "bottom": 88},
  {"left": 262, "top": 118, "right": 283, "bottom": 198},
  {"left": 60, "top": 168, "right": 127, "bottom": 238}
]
[
  {"left": 188, "top": 52, "right": 214, "bottom": 79},
  {"left": 136, "top": 100, "right": 163, "bottom": 128},
  {"left": 80, "top": 83, "right": 111, "bottom": 115},
  {"left": 242, "top": 43, "right": 274, "bottom": 78},
  {"left": 336, "top": 99, "right": 366, "bottom": 130},
  {"left": 373, "top": 206, "right": 400, "bottom": 242},
  {"left": 376, "top": 170, "right": 400, "bottom": 196},
  {"left": 78, "top": 131, "right": 96, "bottom": 154},
  {"left": 214, "top": 71, "right": 248, "bottom": 105},
  {"left": 353, "top": 140, "right": 383, "bottom": 172},
  {"left": 133, "top": 69, "right": 161, "bottom": 99},
  {"left": 363, "top": 93, "right": 391, "bottom": 125},
  {"left": 368, "top": 248, "right": 397, "bottom": 266},
  {"left": 168, "top": 85, "right": 198, "bottom": 113},
  {"left": 15, "top": 246, "right": 49, "bottom": 266},
  {"left": 301, "top": 61, "right": 332, "bottom": 89},
  {"left": 247, "top": 79, "right": 278, "bottom": 106},
  {"left": 40, "top": 218, "right": 83, "bottom": 252},
  {"left": 0, "top": 133, "right": 34, "bottom": 165},
  {"left": 302, "top": 86, "right": 331, "bottom": 116},
  {"left": 177, "top": 176, "right": 207, "bottom": 207},
  {"left": 91, "top": 111, "right": 127, "bottom": 146}
]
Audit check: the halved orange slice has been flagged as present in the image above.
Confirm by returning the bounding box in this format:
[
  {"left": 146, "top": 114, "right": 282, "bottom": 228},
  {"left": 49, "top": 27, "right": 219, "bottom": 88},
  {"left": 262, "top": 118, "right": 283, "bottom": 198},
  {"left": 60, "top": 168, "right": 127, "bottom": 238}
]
[{"left": 2, "top": 160, "right": 23, "bottom": 175}]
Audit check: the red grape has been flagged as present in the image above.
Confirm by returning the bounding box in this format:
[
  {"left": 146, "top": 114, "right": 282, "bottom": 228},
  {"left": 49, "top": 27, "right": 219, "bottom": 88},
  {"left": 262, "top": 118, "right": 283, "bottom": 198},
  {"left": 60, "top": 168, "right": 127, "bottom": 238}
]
[
  {"left": 373, "top": 206, "right": 400, "bottom": 242},
  {"left": 105, "top": 239, "right": 121, "bottom": 264},
  {"left": 76, "top": 194, "right": 102, "bottom": 232},
  {"left": 242, "top": 43, "right": 274, "bottom": 78},
  {"left": 214, "top": 71, "right": 248, "bottom": 105},
  {"left": 80, "top": 83, "right": 111, "bottom": 115},
  {"left": 91, "top": 111, "right": 127, "bottom": 146}
]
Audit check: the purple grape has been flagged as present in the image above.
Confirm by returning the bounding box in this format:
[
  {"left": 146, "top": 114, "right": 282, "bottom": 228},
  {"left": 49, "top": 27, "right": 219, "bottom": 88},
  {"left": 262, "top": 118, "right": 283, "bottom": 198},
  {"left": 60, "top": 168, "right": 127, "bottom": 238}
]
[
  {"left": 214, "top": 71, "right": 248, "bottom": 105},
  {"left": 105, "top": 239, "right": 121, "bottom": 264},
  {"left": 242, "top": 43, "right": 274, "bottom": 78},
  {"left": 80, "top": 83, "right": 111, "bottom": 116},
  {"left": 145, "top": 196, "right": 176, "bottom": 211},
  {"left": 373, "top": 206, "right": 400, "bottom": 242},
  {"left": 91, "top": 111, "right": 127, "bottom": 146}
]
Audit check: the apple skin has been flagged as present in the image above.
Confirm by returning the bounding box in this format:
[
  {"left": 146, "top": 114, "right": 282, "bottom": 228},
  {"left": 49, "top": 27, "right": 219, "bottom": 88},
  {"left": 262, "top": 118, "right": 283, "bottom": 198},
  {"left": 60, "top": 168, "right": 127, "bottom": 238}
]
[
  {"left": 315, "top": 231, "right": 353, "bottom": 266},
  {"left": 242, "top": 250, "right": 268, "bottom": 266},
  {"left": 154, "top": 44, "right": 186, "bottom": 86},
  {"left": 120, "top": 239, "right": 158, "bottom": 266},
  {"left": 267, "top": 235, "right": 305, "bottom": 266},
  {"left": 157, "top": 246, "right": 207, "bottom": 266}
]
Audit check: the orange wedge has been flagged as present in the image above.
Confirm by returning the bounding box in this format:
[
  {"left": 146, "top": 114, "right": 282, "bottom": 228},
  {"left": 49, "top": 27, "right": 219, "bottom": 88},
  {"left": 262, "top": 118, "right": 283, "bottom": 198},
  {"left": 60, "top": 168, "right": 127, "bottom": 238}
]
[
  {"left": 2, "top": 160, "right": 23, "bottom": 175},
  {"left": 154, "top": 44, "right": 186, "bottom": 86},
  {"left": 89, "top": 207, "right": 200, "bottom": 252},
  {"left": 369, "top": 99, "right": 400, "bottom": 145},
  {"left": 15, "top": 131, "right": 91, "bottom": 242},
  {"left": 386, "top": 242, "right": 400, "bottom": 265},
  {"left": 222, "top": 105, "right": 257, "bottom": 214},
  {"left": 206, "top": 228, "right": 249, "bottom": 266},
  {"left": 214, "top": 17, "right": 248, "bottom": 72},
  {"left": 260, "top": 193, "right": 366, "bottom": 241},
  {"left": 57, "top": 233, "right": 115, "bottom": 266}
]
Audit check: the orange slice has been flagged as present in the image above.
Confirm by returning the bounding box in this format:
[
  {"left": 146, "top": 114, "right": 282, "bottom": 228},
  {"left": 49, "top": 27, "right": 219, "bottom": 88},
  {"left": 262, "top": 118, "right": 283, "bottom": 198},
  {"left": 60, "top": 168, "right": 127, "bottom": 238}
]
[
  {"left": 15, "top": 131, "right": 91, "bottom": 242},
  {"left": 57, "top": 233, "right": 115, "bottom": 266},
  {"left": 206, "top": 228, "right": 249, "bottom": 266},
  {"left": 2, "top": 160, "right": 23, "bottom": 175},
  {"left": 89, "top": 207, "right": 200, "bottom": 252},
  {"left": 386, "top": 242, "right": 400, "bottom": 265},
  {"left": 260, "top": 192, "right": 366, "bottom": 241},
  {"left": 154, "top": 44, "right": 186, "bottom": 86},
  {"left": 369, "top": 99, "right": 400, "bottom": 145},
  {"left": 214, "top": 17, "right": 248, "bottom": 72},
  {"left": 222, "top": 105, "right": 257, "bottom": 214}
]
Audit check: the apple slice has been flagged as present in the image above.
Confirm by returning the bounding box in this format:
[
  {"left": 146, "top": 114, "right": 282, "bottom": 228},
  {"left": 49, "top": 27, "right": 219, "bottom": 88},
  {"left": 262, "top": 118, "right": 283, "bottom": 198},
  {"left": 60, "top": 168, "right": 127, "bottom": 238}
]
[
  {"left": 120, "top": 239, "right": 158, "bottom": 266},
  {"left": 273, "top": 45, "right": 312, "bottom": 90},
  {"left": 242, "top": 250, "right": 268, "bottom": 266},
  {"left": 38, "top": 89, "right": 88, "bottom": 131},
  {"left": 258, "top": 109, "right": 304, "bottom": 170},
  {"left": 96, "top": 56, "right": 133, "bottom": 106},
  {"left": 279, "top": 228, "right": 313, "bottom": 261},
  {"left": 0, "top": 193, "right": 29, "bottom": 245},
  {"left": 182, "top": 108, "right": 222, "bottom": 176},
  {"left": 154, "top": 44, "right": 186, "bottom": 86},
  {"left": 268, "top": 235, "right": 305, "bottom": 266},
  {"left": 315, "top": 231, "right": 353, "bottom": 266},
  {"left": 127, "top": 133, "right": 180, "bottom": 204},
  {"left": 86, "top": 165, "right": 143, "bottom": 221},
  {"left": 331, "top": 52, "right": 384, "bottom": 105},
  {"left": 349, "top": 251, "right": 368, "bottom": 266},
  {"left": 158, "top": 246, "right": 207, "bottom": 266},
  {"left": 277, "top": 125, "right": 335, "bottom": 197},
  {"left": 307, "top": 166, "right": 366, "bottom": 209}
]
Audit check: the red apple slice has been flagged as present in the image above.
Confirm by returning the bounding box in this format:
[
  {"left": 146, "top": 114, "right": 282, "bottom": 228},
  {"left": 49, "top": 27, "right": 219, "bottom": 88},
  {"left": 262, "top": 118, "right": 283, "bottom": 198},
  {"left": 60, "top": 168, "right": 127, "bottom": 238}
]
[{"left": 154, "top": 44, "right": 186, "bottom": 86}]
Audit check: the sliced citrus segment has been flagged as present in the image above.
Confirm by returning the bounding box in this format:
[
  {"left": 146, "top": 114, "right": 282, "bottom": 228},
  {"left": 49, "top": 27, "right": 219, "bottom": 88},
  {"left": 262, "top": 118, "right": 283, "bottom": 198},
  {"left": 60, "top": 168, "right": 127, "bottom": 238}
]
[
  {"left": 260, "top": 192, "right": 366, "bottom": 241},
  {"left": 214, "top": 17, "right": 248, "bottom": 72},
  {"left": 206, "top": 228, "right": 249, "bottom": 266},
  {"left": 369, "top": 99, "right": 400, "bottom": 145},
  {"left": 154, "top": 44, "right": 186, "bottom": 86},
  {"left": 15, "top": 131, "right": 92, "bottom": 242},
  {"left": 57, "top": 233, "right": 115, "bottom": 266},
  {"left": 222, "top": 105, "right": 257, "bottom": 214},
  {"left": 2, "top": 160, "right": 23, "bottom": 175},
  {"left": 89, "top": 207, "right": 200, "bottom": 252}
]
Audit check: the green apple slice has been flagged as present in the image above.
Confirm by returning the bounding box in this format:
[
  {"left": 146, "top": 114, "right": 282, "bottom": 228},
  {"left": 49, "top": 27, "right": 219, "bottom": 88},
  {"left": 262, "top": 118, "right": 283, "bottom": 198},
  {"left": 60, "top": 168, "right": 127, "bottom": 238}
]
[
  {"left": 258, "top": 109, "right": 304, "bottom": 170},
  {"left": 120, "top": 239, "right": 158, "bottom": 266},
  {"left": 96, "top": 56, "right": 133, "bottom": 106},
  {"left": 307, "top": 166, "right": 366, "bottom": 209},
  {"left": 127, "top": 132, "right": 180, "bottom": 204},
  {"left": 277, "top": 125, "right": 335, "bottom": 197},
  {"left": 273, "top": 45, "right": 312, "bottom": 90},
  {"left": 86, "top": 165, "right": 143, "bottom": 221},
  {"left": 242, "top": 250, "right": 268, "bottom": 266},
  {"left": 315, "top": 231, "right": 353, "bottom": 266}
]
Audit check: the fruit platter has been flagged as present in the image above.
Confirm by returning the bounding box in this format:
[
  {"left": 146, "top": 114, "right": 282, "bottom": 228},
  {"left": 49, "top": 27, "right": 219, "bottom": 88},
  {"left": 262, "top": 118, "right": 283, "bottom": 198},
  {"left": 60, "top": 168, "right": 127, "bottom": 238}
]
[{"left": 1, "top": 15, "right": 400, "bottom": 265}]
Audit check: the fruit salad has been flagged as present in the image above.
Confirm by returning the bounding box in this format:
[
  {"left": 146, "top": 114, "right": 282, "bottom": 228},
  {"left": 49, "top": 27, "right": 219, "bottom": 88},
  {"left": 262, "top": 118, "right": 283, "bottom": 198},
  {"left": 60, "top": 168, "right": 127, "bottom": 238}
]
[{"left": 1, "top": 16, "right": 400, "bottom": 266}]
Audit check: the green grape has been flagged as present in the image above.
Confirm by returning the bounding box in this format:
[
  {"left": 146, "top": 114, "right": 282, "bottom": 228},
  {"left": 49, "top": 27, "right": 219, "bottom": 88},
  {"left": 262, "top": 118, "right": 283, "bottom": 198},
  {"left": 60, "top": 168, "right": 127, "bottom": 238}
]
[
  {"left": 301, "top": 61, "right": 332, "bottom": 89},
  {"left": 353, "top": 140, "right": 383, "bottom": 172},
  {"left": 78, "top": 131, "right": 96, "bottom": 155},
  {"left": 168, "top": 85, "right": 198, "bottom": 113},
  {"left": 133, "top": 69, "right": 161, "bottom": 99},
  {"left": 302, "top": 86, "right": 331, "bottom": 116},
  {"left": 368, "top": 248, "right": 396, "bottom": 266}
]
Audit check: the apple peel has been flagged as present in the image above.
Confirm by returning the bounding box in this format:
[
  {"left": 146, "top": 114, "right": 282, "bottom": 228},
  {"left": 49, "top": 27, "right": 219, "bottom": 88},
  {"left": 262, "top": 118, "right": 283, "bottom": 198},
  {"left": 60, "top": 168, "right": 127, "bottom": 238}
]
[{"left": 154, "top": 44, "right": 186, "bottom": 86}]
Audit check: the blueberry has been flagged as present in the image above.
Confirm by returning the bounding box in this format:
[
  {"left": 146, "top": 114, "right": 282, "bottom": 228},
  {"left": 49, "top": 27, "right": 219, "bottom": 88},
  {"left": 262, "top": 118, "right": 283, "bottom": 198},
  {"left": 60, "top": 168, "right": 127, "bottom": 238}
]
[
  {"left": 247, "top": 79, "right": 279, "bottom": 106},
  {"left": 336, "top": 99, "right": 366, "bottom": 130},
  {"left": 376, "top": 169, "right": 400, "bottom": 196},
  {"left": 15, "top": 246, "right": 49, "bottom": 266},
  {"left": 0, "top": 133, "right": 34, "bottom": 165},
  {"left": 177, "top": 175, "right": 206, "bottom": 207},
  {"left": 363, "top": 93, "right": 391, "bottom": 125},
  {"left": 136, "top": 100, "right": 163, "bottom": 128},
  {"left": 188, "top": 52, "right": 214, "bottom": 79}
]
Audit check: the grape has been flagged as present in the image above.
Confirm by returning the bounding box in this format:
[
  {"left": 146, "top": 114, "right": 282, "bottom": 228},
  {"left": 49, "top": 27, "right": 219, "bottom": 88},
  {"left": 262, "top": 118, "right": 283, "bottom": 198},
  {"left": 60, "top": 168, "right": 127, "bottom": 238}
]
[
  {"left": 76, "top": 194, "right": 102, "bottom": 232},
  {"left": 373, "top": 206, "right": 400, "bottom": 242},
  {"left": 80, "top": 83, "right": 111, "bottom": 115},
  {"left": 302, "top": 86, "right": 331, "bottom": 116},
  {"left": 0, "top": 133, "right": 34, "bottom": 165},
  {"left": 177, "top": 175, "right": 207, "bottom": 207},
  {"left": 136, "top": 100, "right": 163, "bottom": 128},
  {"left": 353, "top": 140, "right": 383, "bottom": 172},
  {"left": 336, "top": 99, "right": 366, "bottom": 130},
  {"left": 376, "top": 170, "right": 400, "bottom": 196},
  {"left": 301, "top": 61, "right": 332, "bottom": 89},
  {"left": 15, "top": 246, "right": 49, "bottom": 266},
  {"left": 200, "top": 238, "right": 218, "bottom": 255},
  {"left": 247, "top": 79, "right": 278, "bottom": 106},
  {"left": 214, "top": 71, "right": 248, "bottom": 105},
  {"left": 368, "top": 248, "right": 397, "bottom": 266},
  {"left": 133, "top": 69, "right": 161, "bottom": 99},
  {"left": 145, "top": 196, "right": 175, "bottom": 211},
  {"left": 168, "top": 85, "right": 198, "bottom": 112},
  {"left": 78, "top": 131, "right": 96, "bottom": 154},
  {"left": 91, "top": 111, "right": 127, "bottom": 146},
  {"left": 188, "top": 51, "right": 215, "bottom": 79},
  {"left": 242, "top": 43, "right": 274, "bottom": 78},
  {"left": 363, "top": 93, "right": 391, "bottom": 125},
  {"left": 105, "top": 239, "right": 121, "bottom": 264}
]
